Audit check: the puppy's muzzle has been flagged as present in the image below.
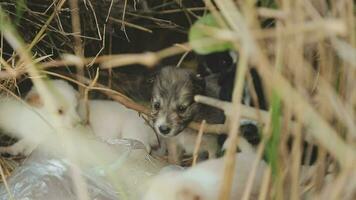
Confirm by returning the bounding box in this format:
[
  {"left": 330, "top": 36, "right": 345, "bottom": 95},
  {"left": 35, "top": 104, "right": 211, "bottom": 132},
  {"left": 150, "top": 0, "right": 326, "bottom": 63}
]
[{"left": 158, "top": 125, "right": 171, "bottom": 135}]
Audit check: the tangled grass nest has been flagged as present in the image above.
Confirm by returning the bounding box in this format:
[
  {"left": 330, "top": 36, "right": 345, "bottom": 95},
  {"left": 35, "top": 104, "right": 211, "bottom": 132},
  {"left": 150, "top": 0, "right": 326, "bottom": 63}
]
[{"left": 0, "top": 0, "right": 355, "bottom": 199}]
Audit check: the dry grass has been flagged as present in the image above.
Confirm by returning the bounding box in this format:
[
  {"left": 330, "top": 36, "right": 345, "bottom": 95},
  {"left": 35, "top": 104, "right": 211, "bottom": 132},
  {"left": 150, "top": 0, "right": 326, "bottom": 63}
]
[{"left": 0, "top": 0, "right": 355, "bottom": 199}]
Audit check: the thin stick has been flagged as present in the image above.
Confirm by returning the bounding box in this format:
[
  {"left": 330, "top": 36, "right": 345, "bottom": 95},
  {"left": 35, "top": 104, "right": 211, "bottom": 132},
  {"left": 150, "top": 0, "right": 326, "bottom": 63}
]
[
  {"left": 241, "top": 137, "right": 267, "bottom": 200},
  {"left": 69, "top": 0, "right": 85, "bottom": 98},
  {"left": 0, "top": 164, "right": 14, "bottom": 200},
  {"left": 0, "top": 43, "right": 190, "bottom": 79},
  {"left": 195, "top": 95, "right": 269, "bottom": 123},
  {"left": 218, "top": 49, "right": 249, "bottom": 200},
  {"left": 27, "top": 0, "right": 67, "bottom": 50},
  {"left": 290, "top": 122, "right": 303, "bottom": 200},
  {"left": 110, "top": 17, "right": 153, "bottom": 33},
  {"left": 119, "top": 0, "right": 130, "bottom": 41},
  {"left": 82, "top": 68, "right": 100, "bottom": 124},
  {"left": 258, "top": 166, "right": 272, "bottom": 200},
  {"left": 189, "top": 121, "right": 227, "bottom": 134},
  {"left": 192, "top": 120, "right": 206, "bottom": 166}
]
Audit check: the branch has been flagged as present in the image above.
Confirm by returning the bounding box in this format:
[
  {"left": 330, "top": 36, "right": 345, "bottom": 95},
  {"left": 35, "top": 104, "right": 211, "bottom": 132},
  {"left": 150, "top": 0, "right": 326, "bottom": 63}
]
[{"left": 0, "top": 43, "right": 191, "bottom": 80}]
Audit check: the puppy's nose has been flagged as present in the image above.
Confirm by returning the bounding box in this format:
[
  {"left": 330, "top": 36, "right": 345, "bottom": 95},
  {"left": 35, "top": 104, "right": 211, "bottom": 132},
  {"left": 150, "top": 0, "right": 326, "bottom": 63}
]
[{"left": 159, "top": 125, "right": 171, "bottom": 135}]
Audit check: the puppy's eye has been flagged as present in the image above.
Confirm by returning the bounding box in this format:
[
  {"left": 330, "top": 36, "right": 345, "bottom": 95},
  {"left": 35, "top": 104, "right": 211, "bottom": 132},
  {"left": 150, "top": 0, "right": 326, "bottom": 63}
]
[
  {"left": 177, "top": 105, "right": 187, "bottom": 113},
  {"left": 153, "top": 102, "right": 160, "bottom": 110},
  {"left": 147, "top": 77, "right": 155, "bottom": 83}
]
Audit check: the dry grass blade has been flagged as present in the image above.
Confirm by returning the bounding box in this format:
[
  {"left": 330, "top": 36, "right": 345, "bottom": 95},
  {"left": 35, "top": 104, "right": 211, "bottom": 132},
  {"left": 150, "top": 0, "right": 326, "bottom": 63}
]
[
  {"left": 217, "top": 48, "right": 249, "bottom": 200},
  {"left": 0, "top": 43, "right": 191, "bottom": 80},
  {"left": 27, "top": 0, "right": 67, "bottom": 50},
  {"left": 69, "top": 0, "right": 85, "bottom": 101},
  {"left": 0, "top": 163, "right": 13, "bottom": 200},
  {"left": 192, "top": 120, "right": 206, "bottom": 166},
  {"left": 110, "top": 17, "right": 153, "bottom": 33}
]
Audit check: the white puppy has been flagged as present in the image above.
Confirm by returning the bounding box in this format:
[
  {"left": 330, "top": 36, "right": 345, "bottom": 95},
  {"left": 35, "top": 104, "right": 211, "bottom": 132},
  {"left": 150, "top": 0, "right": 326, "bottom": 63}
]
[
  {"left": 77, "top": 100, "right": 158, "bottom": 152},
  {"left": 143, "top": 152, "right": 267, "bottom": 200},
  {"left": 0, "top": 79, "right": 158, "bottom": 155},
  {"left": 0, "top": 80, "right": 80, "bottom": 155}
]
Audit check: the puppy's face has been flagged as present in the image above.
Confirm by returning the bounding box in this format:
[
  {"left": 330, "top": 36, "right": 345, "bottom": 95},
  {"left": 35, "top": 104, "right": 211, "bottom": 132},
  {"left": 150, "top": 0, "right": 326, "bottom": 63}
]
[
  {"left": 151, "top": 67, "right": 205, "bottom": 137},
  {"left": 25, "top": 79, "right": 81, "bottom": 125}
]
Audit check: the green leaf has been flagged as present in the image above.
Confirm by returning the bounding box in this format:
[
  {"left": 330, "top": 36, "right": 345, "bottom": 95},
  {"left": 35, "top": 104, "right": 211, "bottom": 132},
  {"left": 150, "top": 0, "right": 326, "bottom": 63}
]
[
  {"left": 189, "top": 14, "right": 233, "bottom": 55},
  {"left": 265, "top": 91, "right": 282, "bottom": 177}
]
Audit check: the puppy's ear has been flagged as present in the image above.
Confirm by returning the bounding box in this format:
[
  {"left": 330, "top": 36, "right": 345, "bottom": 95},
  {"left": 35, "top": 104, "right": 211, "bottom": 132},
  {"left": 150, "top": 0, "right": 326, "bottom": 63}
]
[
  {"left": 25, "top": 93, "right": 43, "bottom": 108},
  {"left": 191, "top": 73, "right": 206, "bottom": 95}
]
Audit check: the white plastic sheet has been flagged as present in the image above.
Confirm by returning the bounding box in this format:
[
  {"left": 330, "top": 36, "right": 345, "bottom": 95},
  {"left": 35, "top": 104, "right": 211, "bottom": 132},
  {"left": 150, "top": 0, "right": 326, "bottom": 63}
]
[{"left": 0, "top": 139, "right": 167, "bottom": 200}]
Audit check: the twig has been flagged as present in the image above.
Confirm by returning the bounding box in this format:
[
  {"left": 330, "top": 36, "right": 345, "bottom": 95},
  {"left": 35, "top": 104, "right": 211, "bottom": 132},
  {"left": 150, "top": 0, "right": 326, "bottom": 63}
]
[
  {"left": 44, "top": 70, "right": 150, "bottom": 115},
  {"left": 82, "top": 68, "right": 100, "bottom": 124},
  {"left": 217, "top": 49, "right": 249, "bottom": 200},
  {"left": 80, "top": 0, "right": 104, "bottom": 69},
  {"left": 241, "top": 134, "right": 268, "bottom": 200},
  {"left": 258, "top": 166, "right": 272, "bottom": 200},
  {"left": 79, "top": 76, "right": 150, "bottom": 114},
  {"left": 0, "top": 164, "right": 14, "bottom": 200},
  {"left": 192, "top": 120, "right": 206, "bottom": 166},
  {"left": 69, "top": 0, "right": 85, "bottom": 98},
  {"left": 256, "top": 8, "right": 288, "bottom": 19},
  {"left": 121, "top": 0, "right": 129, "bottom": 41},
  {"left": 100, "top": 43, "right": 191, "bottom": 68},
  {"left": 27, "top": 0, "right": 67, "bottom": 50},
  {"left": 0, "top": 43, "right": 190, "bottom": 79},
  {"left": 188, "top": 121, "right": 227, "bottom": 134},
  {"left": 156, "top": 7, "right": 288, "bottom": 20},
  {"left": 110, "top": 17, "right": 153, "bottom": 33}
]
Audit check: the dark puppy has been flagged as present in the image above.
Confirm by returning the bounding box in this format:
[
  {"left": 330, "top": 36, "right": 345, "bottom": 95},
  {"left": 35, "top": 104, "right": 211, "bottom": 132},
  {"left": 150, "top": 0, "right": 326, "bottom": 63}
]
[
  {"left": 152, "top": 67, "right": 205, "bottom": 136},
  {"left": 151, "top": 66, "right": 223, "bottom": 164}
]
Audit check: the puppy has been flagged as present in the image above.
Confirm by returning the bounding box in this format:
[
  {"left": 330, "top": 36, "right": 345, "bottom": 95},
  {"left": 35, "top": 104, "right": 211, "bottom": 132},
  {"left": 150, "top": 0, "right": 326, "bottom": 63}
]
[
  {"left": 27, "top": 80, "right": 158, "bottom": 153},
  {"left": 77, "top": 100, "right": 158, "bottom": 152},
  {"left": 143, "top": 152, "right": 267, "bottom": 200},
  {"left": 151, "top": 66, "right": 224, "bottom": 164},
  {"left": 0, "top": 79, "right": 158, "bottom": 156},
  {"left": 0, "top": 79, "right": 80, "bottom": 156}
]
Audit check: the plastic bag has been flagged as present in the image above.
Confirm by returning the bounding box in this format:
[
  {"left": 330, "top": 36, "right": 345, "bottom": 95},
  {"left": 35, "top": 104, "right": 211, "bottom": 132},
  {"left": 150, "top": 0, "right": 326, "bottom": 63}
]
[{"left": 0, "top": 139, "right": 167, "bottom": 200}]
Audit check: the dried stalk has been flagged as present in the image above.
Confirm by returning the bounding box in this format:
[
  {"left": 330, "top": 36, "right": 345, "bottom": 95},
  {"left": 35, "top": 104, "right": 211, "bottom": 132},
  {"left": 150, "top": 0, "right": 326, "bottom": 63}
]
[
  {"left": 100, "top": 43, "right": 191, "bottom": 69},
  {"left": 0, "top": 43, "right": 191, "bottom": 80},
  {"left": 0, "top": 164, "right": 13, "bottom": 200},
  {"left": 195, "top": 95, "right": 269, "bottom": 123},
  {"left": 258, "top": 166, "right": 272, "bottom": 200},
  {"left": 192, "top": 120, "right": 206, "bottom": 166},
  {"left": 27, "top": 0, "right": 67, "bottom": 50},
  {"left": 241, "top": 132, "right": 268, "bottom": 200},
  {"left": 110, "top": 17, "right": 153, "bottom": 33},
  {"left": 69, "top": 0, "right": 85, "bottom": 99},
  {"left": 82, "top": 68, "right": 100, "bottom": 124},
  {"left": 217, "top": 47, "right": 249, "bottom": 200}
]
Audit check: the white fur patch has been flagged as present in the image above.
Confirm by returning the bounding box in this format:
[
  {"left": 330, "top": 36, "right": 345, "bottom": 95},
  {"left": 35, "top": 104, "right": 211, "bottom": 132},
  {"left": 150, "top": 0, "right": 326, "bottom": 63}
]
[
  {"left": 78, "top": 100, "right": 158, "bottom": 152},
  {"left": 0, "top": 80, "right": 80, "bottom": 156},
  {"left": 143, "top": 152, "right": 267, "bottom": 200}
]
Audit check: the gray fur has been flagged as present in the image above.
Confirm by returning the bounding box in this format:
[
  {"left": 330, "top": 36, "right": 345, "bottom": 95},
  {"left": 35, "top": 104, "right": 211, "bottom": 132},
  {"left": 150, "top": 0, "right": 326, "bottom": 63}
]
[{"left": 151, "top": 67, "right": 224, "bottom": 137}]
